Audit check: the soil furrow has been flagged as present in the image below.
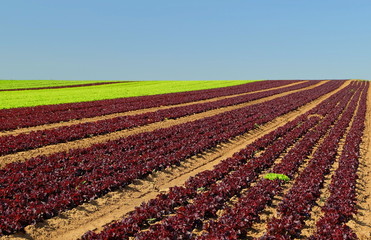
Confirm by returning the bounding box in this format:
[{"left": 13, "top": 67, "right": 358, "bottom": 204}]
[
  {"left": 0, "top": 81, "right": 349, "bottom": 240},
  {"left": 0, "top": 81, "right": 326, "bottom": 168},
  {"left": 0, "top": 81, "right": 306, "bottom": 138}
]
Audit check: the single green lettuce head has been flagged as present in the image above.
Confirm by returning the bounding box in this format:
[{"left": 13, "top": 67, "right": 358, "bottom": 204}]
[{"left": 263, "top": 173, "right": 290, "bottom": 181}]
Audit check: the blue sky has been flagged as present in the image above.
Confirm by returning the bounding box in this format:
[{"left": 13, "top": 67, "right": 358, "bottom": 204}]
[{"left": 1, "top": 0, "right": 370, "bottom": 80}]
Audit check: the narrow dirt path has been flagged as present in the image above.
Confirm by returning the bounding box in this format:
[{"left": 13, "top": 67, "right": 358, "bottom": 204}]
[
  {"left": 0, "top": 81, "right": 326, "bottom": 168},
  {"left": 348, "top": 82, "right": 371, "bottom": 240},
  {"left": 0, "top": 81, "right": 350, "bottom": 240},
  {"left": 0, "top": 81, "right": 306, "bottom": 138}
]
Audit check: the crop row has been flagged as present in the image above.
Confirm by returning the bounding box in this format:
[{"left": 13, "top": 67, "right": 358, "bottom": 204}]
[
  {"left": 310, "top": 85, "right": 368, "bottom": 240},
  {"left": 261, "top": 82, "right": 368, "bottom": 239},
  {"left": 0, "top": 80, "right": 318, "bottom": 156},
  {"left": 0, "top": 81, "right": 341, "bottom": 235},
  {"left": 0, "top": 80, "right": 298, "bottom": 131},
  {"left": 80, "top": 82, "right": 360, "bottom": 239}
]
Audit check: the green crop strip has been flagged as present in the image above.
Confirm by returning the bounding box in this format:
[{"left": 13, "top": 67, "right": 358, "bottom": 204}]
[
  {"left": 0, "top": 80, "right": 258, "bottom": 109},
  {"left": 0, "top": 80, "right": 109, "bottom": 90}
]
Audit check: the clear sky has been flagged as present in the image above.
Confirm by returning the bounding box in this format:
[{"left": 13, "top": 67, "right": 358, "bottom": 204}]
[{"left": 1, "top": 0, "right": 370, "bottom": 80}]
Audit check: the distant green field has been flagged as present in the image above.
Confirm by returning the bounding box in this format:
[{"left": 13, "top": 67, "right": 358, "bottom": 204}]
[
  {"left": 0, "top": 80, "right": 111, "bottom": 90},
  {"left": 0, "top": 80, "right": 258, "bottom": 109}
]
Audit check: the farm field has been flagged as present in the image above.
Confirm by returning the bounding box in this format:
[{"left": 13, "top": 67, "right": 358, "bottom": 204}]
[
  {"left": 0, "top": 80, "right": 255, "bottom": 109},
  {"left": 0, "top": 79, "right": 370, "bottom": 240}
]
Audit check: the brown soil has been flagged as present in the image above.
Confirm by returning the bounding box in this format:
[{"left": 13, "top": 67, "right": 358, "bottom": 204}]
[
  {"left": 0, "top": 81, "right": 350, "bottom": 240},
  {"left": 348, "top": 82, "right": 371, "bottom": 240},
  {"left": 0, "top": 81, "right": 326, "bottom": 168},
  {"left": 0, "top": 81, "right": 306, "bottom": 138}
]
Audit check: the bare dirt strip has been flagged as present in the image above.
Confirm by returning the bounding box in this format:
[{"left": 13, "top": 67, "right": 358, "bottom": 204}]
[
  {"left": 0, "top": 81, "right": 306, "bottom": 138},
  {"left": 348, "top": 82, "right": 371, "bottom": 240},
  {"left": 0, "top": 81, "right": 325, "bottom": 168},
  {"left": 0, "top": 81, "right": 351, "bottom": 240}
]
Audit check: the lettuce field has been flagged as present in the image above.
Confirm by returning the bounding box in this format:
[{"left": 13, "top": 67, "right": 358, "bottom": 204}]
[{"left": 0, "top": 79, "right": 370, "bottom": 240}]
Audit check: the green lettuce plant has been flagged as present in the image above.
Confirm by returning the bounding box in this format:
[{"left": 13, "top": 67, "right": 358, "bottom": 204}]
[{"left": 263, "top": 173, "right": 290, "bottom": 181}]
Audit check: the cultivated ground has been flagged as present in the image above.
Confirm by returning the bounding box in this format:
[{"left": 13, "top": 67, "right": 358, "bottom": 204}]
[{"left": 0, "top": 80, "right": 369, "bottom": 240}]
